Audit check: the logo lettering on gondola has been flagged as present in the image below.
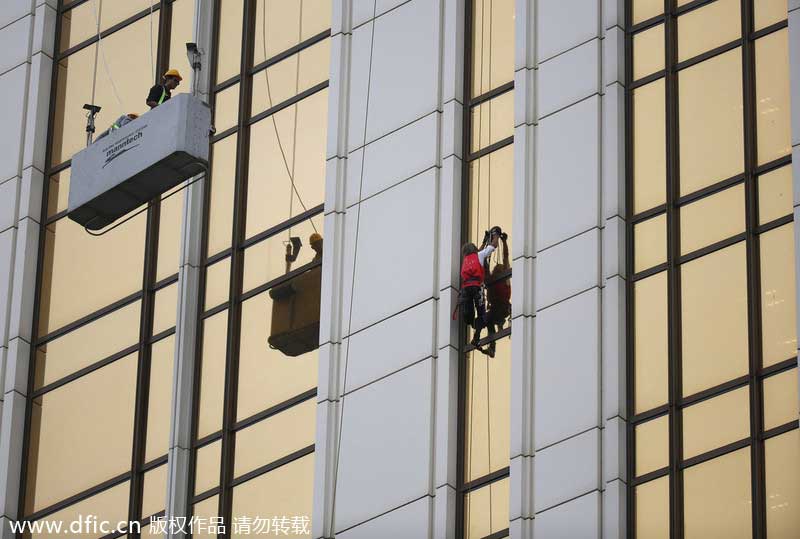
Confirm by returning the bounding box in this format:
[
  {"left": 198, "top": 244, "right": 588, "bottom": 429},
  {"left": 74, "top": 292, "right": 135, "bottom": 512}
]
[{"left": 102, "top": 126, "right": 146, "bottom": 168}]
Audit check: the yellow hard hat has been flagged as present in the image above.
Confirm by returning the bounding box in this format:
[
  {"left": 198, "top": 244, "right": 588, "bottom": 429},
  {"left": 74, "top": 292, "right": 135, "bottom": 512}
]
[
  {"left": 163, "top": 69, "right": 183, "bottom": 81},
  {"left": 309, "top": 233, "right": 322, "bottom": 244}
]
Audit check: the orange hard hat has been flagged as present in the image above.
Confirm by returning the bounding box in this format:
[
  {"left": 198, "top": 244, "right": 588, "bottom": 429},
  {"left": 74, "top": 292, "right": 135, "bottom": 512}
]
[
  {"left": 309, "top": 233, "right": 322, "bottom": 244},
  {"left": 163, "top": 69, "right": 183, "bottom": 81}
]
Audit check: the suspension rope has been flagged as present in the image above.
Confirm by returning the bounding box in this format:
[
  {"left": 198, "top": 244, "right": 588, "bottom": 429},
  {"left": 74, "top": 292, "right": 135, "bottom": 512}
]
[
  {"left": 144, "top": 0, "right": 155, "bottom": 82},
  {"left": 89, "top": 0, "right": 124, "bottom": 110}
]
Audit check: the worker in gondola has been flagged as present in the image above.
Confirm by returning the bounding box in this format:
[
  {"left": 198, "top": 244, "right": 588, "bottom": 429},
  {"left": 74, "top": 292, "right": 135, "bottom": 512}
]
[
  {"left": 146, "top": 69, "right": 182, "bottom": 109},
  {"left": 94, "top": 112, "right": 139, "bottom": 142},
  {"left": 310, "top": 233, "right": 323, "bottom": 262},
  {"left": 458, "top": 228, "right": 500, "bottom": 354}
]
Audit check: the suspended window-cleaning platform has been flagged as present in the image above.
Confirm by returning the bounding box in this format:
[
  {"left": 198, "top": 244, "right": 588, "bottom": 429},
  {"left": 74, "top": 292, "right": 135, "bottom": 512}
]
[{"left": 68, "top": 94, "right": 211, "bottom": 230}]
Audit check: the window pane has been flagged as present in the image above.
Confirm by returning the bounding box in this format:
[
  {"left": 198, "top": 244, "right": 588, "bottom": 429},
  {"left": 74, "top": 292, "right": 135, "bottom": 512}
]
[
  {"left": 231, "top": 454, "right": 314, "bottom": 536},
  {"left": 234, "top": 400, "right": 315, "bottom": 479},
  {"left": 215, "top": 0, "right": 243, "bottom": 83},
  {"left": 636, "top": 415, "right": 669, "bottom": 477},
  {"left": 205, "top": 256, "right": 231, "bottom": 311},
  {"left": 684, "top": 449, "right": 752, "bottom": 538},
  {"left": 761, "top": 224, "right": 798, "bottom": 367},
  {"left": 207, "top": 135, "right": 237, "bottom": 257},
  {"left": 192, "top": 495, "right": 219, "bottom": 539},
  {"left": 635, "top": 272, "right": 669, "bottom": 413},
  {"left": 634, "top": 213, "right": 667, "bottom": 272},
  {"left": 681, "top": 243, "right": 749, "bottom": 396},
  {"left": 214, "top": 83, "right": 240, "bottom": 133},
  {"left": 677, "top": 0, "right": 740, "bottom": 62},
  {"left": 153, "top": 281, "right": 178, "bottom": 335},
  {"left": 142, "top": 464, "right": 167, "bottom": 519},
  {"left": 635, "top": 476, "right": 670, "bottom": 539},
  {"left": 34, "top": 301, "right": 140, "bottom": 389},
  {"left": 682, "top": 386, "right": 750, "bottom": 459},
  {"left": 198, "top": 311, "right": 227, "bottom": 439},
  {"left": 246, "top": 90, "right": 327, "bottom": 239},
  {"left": 253, "top": 0, "right": 330, "bottom": 64},
  {"left": 763, "top": 368, "right": 799, "bottom": 431},
  {"left": 634, "top": 79, "right": 666, "bottom": 213},
  {"left": 633, "top": 0, "right": 663, "bottom": 25},
  {"left": 194, "top": 439, "right": 221, "bottom": 496},
  {"left": 25, "top": 354, "right": 136, "bottom": 514},
  {"left": 464, "top": 339, "right": 511, "bottom": 482},
  {"left": 157, "top": 185, "right": 184, "bottom": 281},
  {"left": 168, "top": 0, "right": 196, "bottom": 78},
  {"left": 755, "top": 0, "right": 788, "bottom": 31},
  {"left": 633, "top": 24, "right": 664, "bottom": 80},
  {"left": 464, "top": 478, "right": 509, "bottom": 539},
  {"left": 146, "top": 336, "right": 175, "bottom": 462},
  {"left": 758, "top": 165, "right": 793, "bottom": 225},
  {"left": 679, "top": 48, "right": 744, "bottom": 196},
  {"left": 756, "top": 29, "right": 792, "bottom": 166},
  {"left": 470, "top": 91, "right": 514, "bottom": 153},
  {"left": 765, "top": 430, "right": 800, "bottom": 537},
  {"left": 28, "top": 481, "right": 129, "bottom": 539},
  {"left": 59, "top": 0, "right": 157, "bottom": 53},
  {"left": 471, "top": 0, "right": 514, "bottom": 95},
  {"left": 237, "top": 291, "right": 318, "bottom": 421},
  {"left": 680, "top": 184, "right": 745, "bottom": 255},
  {"left": 467, "top": 144, "right": 514, "bottom": 263}
]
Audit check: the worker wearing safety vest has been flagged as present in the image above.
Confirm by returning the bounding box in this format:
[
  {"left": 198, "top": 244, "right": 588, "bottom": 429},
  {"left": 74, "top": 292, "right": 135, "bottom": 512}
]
[
  {"left": 459, "top": 229, "right": 500, "bottom": 355},
  {"left": 146, "top": 69, "right": 182, "bottom": 109},
  {"left": 94, "top": 113, "right": 139, "bottom": 142}
]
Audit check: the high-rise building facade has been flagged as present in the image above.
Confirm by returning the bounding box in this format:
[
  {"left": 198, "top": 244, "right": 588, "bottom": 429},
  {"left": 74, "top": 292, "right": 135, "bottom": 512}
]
[{"left": 0, "top": 0, "right": 797, "bottom": 538}]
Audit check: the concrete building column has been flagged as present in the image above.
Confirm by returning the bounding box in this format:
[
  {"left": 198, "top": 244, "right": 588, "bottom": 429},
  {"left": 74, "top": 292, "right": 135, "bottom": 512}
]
[
  {"left": 312, "top": 0, "right": 465, "bottom": 537},
  {"left": 0, "top": 1, "right": 56, "bottom": 537}
]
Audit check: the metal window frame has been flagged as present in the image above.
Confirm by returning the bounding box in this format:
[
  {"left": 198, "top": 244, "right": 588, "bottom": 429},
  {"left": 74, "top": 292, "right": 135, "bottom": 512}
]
[{"left": 625, "top": 1, "right": 797, "bottom": 537}]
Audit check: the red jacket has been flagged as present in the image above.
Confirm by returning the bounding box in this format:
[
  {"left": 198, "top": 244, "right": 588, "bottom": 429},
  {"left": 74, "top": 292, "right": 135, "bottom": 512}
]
[{"left": 461, "top": 252, "right": 484, "bottom": 288}]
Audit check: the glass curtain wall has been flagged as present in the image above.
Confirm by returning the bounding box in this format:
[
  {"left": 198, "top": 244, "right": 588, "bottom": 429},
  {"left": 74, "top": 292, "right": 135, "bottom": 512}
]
[
  {"left": 627, "top": 0, "right": 798, "bottom": 537},
  {"left": 458, "top": 1, "right": 514, "bottom": 538},
  {"left": 188, "top": 1, "right": 330, "bottom": 537},
  {"left": 21, "top": 0, "right": 195, "bottom": 537}
]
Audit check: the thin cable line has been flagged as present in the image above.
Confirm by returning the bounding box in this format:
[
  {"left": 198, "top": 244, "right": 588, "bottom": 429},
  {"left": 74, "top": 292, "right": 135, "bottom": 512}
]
[{"left": 89, "top": 0, "right": 124, "bottom": 110}]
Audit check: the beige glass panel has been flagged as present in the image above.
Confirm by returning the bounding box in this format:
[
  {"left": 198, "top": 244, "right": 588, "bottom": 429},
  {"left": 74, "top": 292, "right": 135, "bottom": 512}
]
[
  {"left": 684, "top": 449, "right": 752, "bottom": 538},
  {"left": 204, "top": 256, "right": 231, "bottom": 311},
  {"left": 234, "top": 400, "right": 316, "bottom": 478},
  {"left": 47, "top": 168, "right": 71, "bottom": 218},
  {"left": 467, "top": 145, "right": 514, "bottom": 269},
  {"left": 636, "top": 476, "right": 670, "bottom": 539},
  {"left": 463, "top": 478, "right": 509, "bottom": 539},
  {"left": 142, "top": 464, "right": 167, "bottom": 519},
  {"left": 242, "top": 218, "right": 322, "bottom": 293},
  {"left": 765, "top": 430, "right": 800, "bottom": 536},
  {"left": 634, "top": 24, "right": 665, "bottom": 80},
  {"left": 194, "top": 439, "right": 221, "bottom": 495},
  {"left": 464, "top": 338, "right": 511, "bottom": 482},
  {"left": 756, "top": 30, "right": 792, "bottom": 166},
  {"left": 168, "top": 0, "right": 195, "bottom": 78},
  {"left": 214, "top": 83, "right": 240, "bottom": 133},
  {"left": 681, "top": 243, "right": 749, "bottom": 396},
  {"left": 634, "top": 79, "right": 666, "bottom": 213},
  {"left": 198, "top": 311, "right": 227, "bottom": 438},
  {"left": 34, "top": 300, "right": 140, "bottom": 389},
  {"left": 634, "top": 214, "right": 667, "bottom": 272},
  {"left": 300, "top": 0, "right": 331, "bottom": 41},
  {"left": 679, "top": 48, "right": 744, "bottom": 196},
  {"left": 635, "top": 271, "right": 669, "bottom": 413},
  {"left": 636, "top": 415, "right": 669, "bottom": 477},
  {"left": 216, "top": 0, "right": 243, "bottom": 83},
  {"left": 761, "top": 224, "right": 798, "bottom": 366},
  {"left": 192, "top": 495, "right": 219, "bottom": 539},
  {"left": 755, "top": 0, "right": 788, "bottom": 31},
  {"left": 253, "top": 0, "right": 330, "bottom": 65},
  {"left": 231, "top": 454, "right": 314, "bottom": 537},
  {"left": 758, "top": 165, "right": 793, "bottom": 224},
  {"left": 633, "top": 0, "right": 663, "bottom": 25},
  {"left": 28, "top": 481, "right": 129, "bottom": 538},
  {"left": 24, "top": 354, "right": 136, "bottom": 513},
  {"left": 471, "top": 0, "right": 514, "bottom": 95},
  {"left": 678, "top": 0, "right": 740, "bottom": 62},
  {"left": 38, "top": 214, "right": 145, "bottom": 335},
  {"left": 683, "top": 386, "right": 750, "bottom": 459},
  {"left": 156, "top": 185, "right": 184, "bottom": 281},
  {"left": 152, "top": 282, "right": 178, "bottom": 335},
  {"left": 251, "top": 40, "right": 330, "bottom": 117},
  {"left": 680, "top": 184, "right": 745, "bottom": 255},
  {"left": 59, "top": 0, "right": 157, "bottom": 52},
  {"left": 146, "top": 336, "right": 175, "bottom": 462},
  {"left": 246, "top": 90, "right": 327, "bottom": 239},
  {"left": 470, "top": 91, "right": 514, "bottom": 153},
  {"left": 763, "top": 368, "right": 799, "bottom": 431},
  {"left": 237, "top": 292, "right": 317, "bottom": 421},
  {"left": 51, "top": 15, "right": 160, "bottom": 166},
  {"left": 207, "top": 135, "right": 237, "bottom": 257}
]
